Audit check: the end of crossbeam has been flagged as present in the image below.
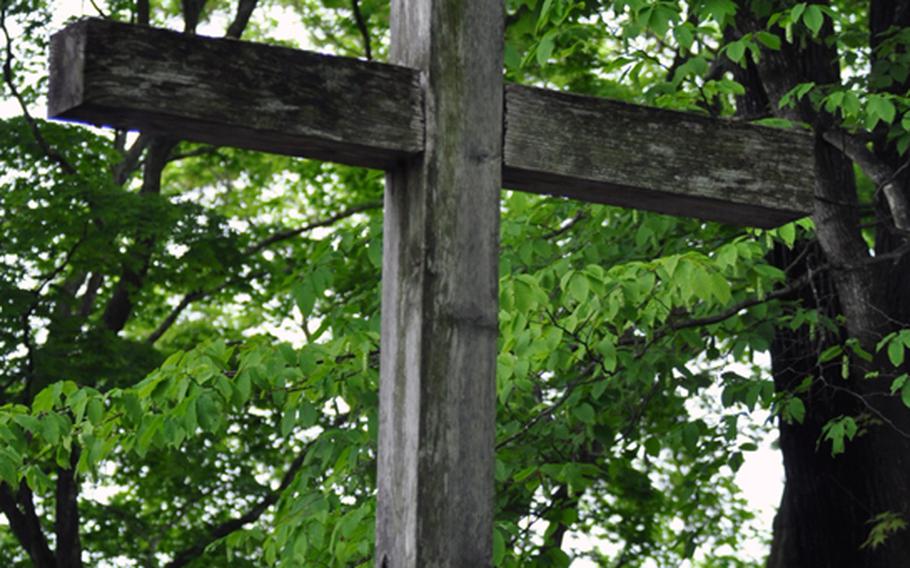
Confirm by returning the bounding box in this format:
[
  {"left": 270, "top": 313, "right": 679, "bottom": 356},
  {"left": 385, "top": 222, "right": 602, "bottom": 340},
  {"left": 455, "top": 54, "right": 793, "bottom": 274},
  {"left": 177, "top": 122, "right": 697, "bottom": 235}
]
[{"left": 48, "top": 20, "right": 88, "bottom": 121}]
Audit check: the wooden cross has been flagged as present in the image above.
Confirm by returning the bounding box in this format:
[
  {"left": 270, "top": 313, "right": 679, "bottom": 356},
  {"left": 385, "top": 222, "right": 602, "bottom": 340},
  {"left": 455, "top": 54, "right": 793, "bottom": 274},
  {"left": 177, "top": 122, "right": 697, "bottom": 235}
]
[{"left": 48, "top": 4, "right": 813, "bottom": 566}]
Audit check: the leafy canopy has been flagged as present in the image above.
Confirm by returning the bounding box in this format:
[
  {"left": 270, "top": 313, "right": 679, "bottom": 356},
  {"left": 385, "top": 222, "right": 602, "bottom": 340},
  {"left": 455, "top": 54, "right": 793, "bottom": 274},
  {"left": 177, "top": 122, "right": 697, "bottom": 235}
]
[{"left": 1, "top": 0, "right": 909, "bottom": 566}]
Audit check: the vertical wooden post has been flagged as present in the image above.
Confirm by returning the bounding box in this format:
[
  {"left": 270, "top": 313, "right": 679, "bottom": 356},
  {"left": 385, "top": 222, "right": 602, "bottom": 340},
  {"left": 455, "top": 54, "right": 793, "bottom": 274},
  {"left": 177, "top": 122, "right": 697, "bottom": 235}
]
[{"left": 376, "top": 0, "right": 503, "bottom": 566}]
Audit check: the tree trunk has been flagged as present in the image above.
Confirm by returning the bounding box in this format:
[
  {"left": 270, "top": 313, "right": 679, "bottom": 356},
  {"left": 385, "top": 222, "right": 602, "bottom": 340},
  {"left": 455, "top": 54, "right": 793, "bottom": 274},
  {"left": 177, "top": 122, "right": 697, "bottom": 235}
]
[{"left": 731, "top": 2, "right": 910, "bottom": 565}]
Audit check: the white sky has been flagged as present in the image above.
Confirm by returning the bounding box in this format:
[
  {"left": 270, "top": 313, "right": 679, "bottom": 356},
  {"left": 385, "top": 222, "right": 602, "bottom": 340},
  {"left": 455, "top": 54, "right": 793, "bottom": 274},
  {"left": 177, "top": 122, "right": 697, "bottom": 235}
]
[{"left": 1, "top": 1, "right": 786, "bottom": 565}]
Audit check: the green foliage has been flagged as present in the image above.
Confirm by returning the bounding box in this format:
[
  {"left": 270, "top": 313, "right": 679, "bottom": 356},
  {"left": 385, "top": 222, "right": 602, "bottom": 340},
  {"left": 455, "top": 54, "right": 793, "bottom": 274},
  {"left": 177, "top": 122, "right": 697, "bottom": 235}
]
[
  {"left": 1, "top": 0, "right": 908, "bottom": 565},
  {"left": 861, "top": 511, "right": 908, "bottom": 550}
]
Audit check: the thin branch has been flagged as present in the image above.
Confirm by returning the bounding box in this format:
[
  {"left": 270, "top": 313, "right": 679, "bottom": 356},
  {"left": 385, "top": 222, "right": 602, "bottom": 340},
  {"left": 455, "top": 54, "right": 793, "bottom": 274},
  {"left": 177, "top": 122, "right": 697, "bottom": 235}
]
[
  {"left": 163, "top": 450, "right": 306, "bottom": 568},
  {"left": 112, "top": 134, "right": 150, "bottom": 185},
  {"left": 225, "top": 0, "right": 258, "bottom": 39},
  {"left": 350, "top": 0, "right": 373, "bottom": 60},
  {"left": 243, "top": 201, "right": 382, "bottom": 256},
  {"left": 88, "top": 0, "right": 109, "bottom": 18},
  {"left": 822, "top": 127, "right": 910, "bottom": 232},
  {"left": 821, "top": 380, "right": 910, "bottom": 440},
  {"left": 160, "top": 409, "right": 357, "bottom": 568},
  {"left": 146, "top": 203, "right": 379, "bottom": 343},
  {"left": 495, "top": 365, "right": 597, "bottom": 450},
  {"left": 166, "top": 144, "right": 221, "bottom": 163},
  {"left": 137, "top": 0, "right": 150, "bottom": 25},
  {"left": 145, "top": 290, "right": 205, "bottom": 344},
  {"left": 0, "top": 6, "right": 76, "bottom": 176},
  {"left": 539, "top": 210, "right": 585, "bottom": 240}
]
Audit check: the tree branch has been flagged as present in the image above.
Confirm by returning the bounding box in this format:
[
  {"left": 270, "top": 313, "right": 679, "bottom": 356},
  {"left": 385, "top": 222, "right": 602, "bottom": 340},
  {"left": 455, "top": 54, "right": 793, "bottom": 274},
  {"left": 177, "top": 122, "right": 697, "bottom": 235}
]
[
  {"left": 136, "top": 0, "right": 150, "bottom": 25},
  {"left": 145, "top": 202, "right": 381, "bottom": 343},
  {"left": 225, "top": 0, "right": 258, "bottom": 39},
  {"left": 112, "top": 134, "right": 150, "bottom": 185},
  {"left": 166, "top": 144, "right": 221, "bottom": 163},
  {"left": 0, "top": 482, "right": 55, "bottom": 568},
  {"left": 78, "top": 272, "right": 105, "bottom": 318},
  {"left": 182, "top": 0, "right": 208, "bottom": 34},
  {"left": 350, "top": 0, "right": 373, "bottom": 60},
  {"left": 243, "top": 201, "right": 382, "bottom": 256},
  {"left": 539, "top": 210, "right": 585, "bottom": 240},
  {"left": 0, "top": 5, "right": 76, "bottom": 176},
  {"left": 145, "top": 290, "right": 205, "bottom": 344},
  {"left": 101, "top": 138, "right": 176, "bottom": 333},
  {"left": 163, "top": 445, "right": 309, "bottom": 568},
  {"left": 54, "top": 449, "right": 83, "bottom": 568},
  {"left": 822, "top": 127, "right": 910, "bottom": 232}
]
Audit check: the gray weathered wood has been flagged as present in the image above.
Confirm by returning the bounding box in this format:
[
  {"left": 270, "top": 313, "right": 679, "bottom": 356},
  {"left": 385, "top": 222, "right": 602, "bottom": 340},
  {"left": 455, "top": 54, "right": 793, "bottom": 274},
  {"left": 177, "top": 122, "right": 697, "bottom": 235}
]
[
  {"left": 375, "top": 0, "right": 502, "bottom": 565},
  {"left": 503, "top": 84, "right": 813, "bottom": 228},
  {"left": 48, "top": 19, "right": 423, "bottom": 169},
  {"left": 48, "top": 18, "right": 814, "bottom": 228}
]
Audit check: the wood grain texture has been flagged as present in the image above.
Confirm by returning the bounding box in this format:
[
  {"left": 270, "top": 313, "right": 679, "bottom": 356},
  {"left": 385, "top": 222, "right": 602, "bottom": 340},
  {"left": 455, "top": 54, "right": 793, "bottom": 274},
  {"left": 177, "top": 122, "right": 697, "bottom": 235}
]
[
  {"left": 48, "top": 19, "right": 814, "bottom": 228},
  {"left": 503, "top": 84, "right": 814, "bottom": 228},
  {"left": 48, "top": 19, "right": 423, "bottom": 170},
  {"left": 376, "top": 0, "right": 502, "bottom": 566}
]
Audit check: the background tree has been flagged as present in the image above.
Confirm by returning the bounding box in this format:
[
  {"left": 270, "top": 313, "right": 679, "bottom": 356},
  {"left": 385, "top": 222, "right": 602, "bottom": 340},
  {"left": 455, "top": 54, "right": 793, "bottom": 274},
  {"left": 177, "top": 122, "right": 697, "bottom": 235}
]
[{"left": 0, "top": 0, "right": 908, "bottom": 566}]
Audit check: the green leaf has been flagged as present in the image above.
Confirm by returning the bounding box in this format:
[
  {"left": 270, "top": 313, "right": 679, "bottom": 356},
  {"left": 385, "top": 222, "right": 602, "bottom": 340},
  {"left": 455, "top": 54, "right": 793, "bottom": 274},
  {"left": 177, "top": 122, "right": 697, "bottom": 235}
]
[
  {"left": 122, "top": 393, "right": 143, "bottom": 425},
  {"left": 752, "top": 117, "right": 797, "bottom": 129},
  {"left": 567, "top": 272, "right": 589, "bottom": 303},
  {"left": 12, "top": 414, "right": 40, "bottom": 434},
  {"left": 536, "top": 33, "right": 555, "bottom": 66},
  {"left": 493, "top": 528, "right": 505, "bottom": 565},
  {"left": 292, "top": 282, "right": 316, "bottom": 316},
  {"left": 901, "top": 382, "right": 910, "bottom": 409},
  {"left": 777, "top": 222, "right": 796, "bottom": 248},
  {"left": 787, "top": 397, "right": 806, "bottom": 423},
  {"left": 703, "top": 0, "right": 736, "bottom": 23},
  {"left": 819, "top": 345, "right": 842, "bottom": 363},
  {"left": 233, "top": 371, "right": 252, "bottom": 406},
  {"left": 32, "top": 385, "right": 60, "bottom": 413},
  {"left": 298, "top": 401, "right": 318, "bottom": 428},
  {"left": 41, "top": 415, "right": 63, "bottom": 445},
  {"left": 755, "top": 31, "right": 781, "bottom": 50},
  {"left": 595, "top": 336, "right": 617, "bottom": 372},
  {"left": 708, "top": 272, "right": 732, "bottom": 303},
  {"left": 682, "top": 422, "right": 699, "bottom": 452},
  {"left": 674, "top": 24, "right": 694, "bottom": 51},
  {"left": 0, "top": 453, "right": 17, "bottom": 487},
  {"left": 726, "top": 40, "right": 745, "bottom": 63},
  {"left": 644, "top": 437, "right": 661, "bottom": 457},
  {"left": 802, "top": 4, "right": 824, "bottom": 36},
  {"left": 280, "top": 409, "right": 296, "bottom": 436},
  {"left": 513, "top": 278, "right": 535, "bottom": 312},
  {"left": 196, "top": 393, "right": 220, "bottom": 433},
  {"left": 513, "top": 466, "right": 537, "bottom": 482},
  {"left": 888, "top": 338, "right": 905, "bottom": 367},
  {"left": 868, "top": 95, "right": 897, "bottom": 129},
  {"left": 862, "top": 511, "right": 908, "bottom": 550},
  {"left": 573, "top": 403, "right": 595, "bottom": 425}
]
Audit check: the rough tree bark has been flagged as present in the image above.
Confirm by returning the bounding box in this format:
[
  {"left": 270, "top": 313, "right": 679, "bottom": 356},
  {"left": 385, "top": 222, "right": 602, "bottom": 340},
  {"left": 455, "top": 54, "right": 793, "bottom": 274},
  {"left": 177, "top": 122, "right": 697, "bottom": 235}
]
[{"left": 734, "top": 2, "right": 910, "bottom": 565}]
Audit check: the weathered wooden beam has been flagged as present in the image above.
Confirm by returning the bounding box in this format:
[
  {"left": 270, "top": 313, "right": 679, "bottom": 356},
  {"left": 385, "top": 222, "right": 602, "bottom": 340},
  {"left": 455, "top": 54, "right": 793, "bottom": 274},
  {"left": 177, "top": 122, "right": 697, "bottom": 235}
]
[
  {"left": 375, "top": 0, "right": 502, "bottom": 565},
  {"left": 49, "top": 19, "right": 814, "bottom": 228},
  {"left": 503, "top": 84, "right": 814, "bottom": 228},
  {"left": 48, "top": 19, "right": 423, "bottom": 170}
]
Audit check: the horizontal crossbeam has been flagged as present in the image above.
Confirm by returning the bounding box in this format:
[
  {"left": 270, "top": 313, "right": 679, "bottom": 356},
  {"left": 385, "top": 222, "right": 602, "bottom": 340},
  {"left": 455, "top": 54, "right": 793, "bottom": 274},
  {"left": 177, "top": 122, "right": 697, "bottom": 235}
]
[{"left": 49, "top": 19, "right": 814, "bottom": 228}]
